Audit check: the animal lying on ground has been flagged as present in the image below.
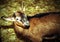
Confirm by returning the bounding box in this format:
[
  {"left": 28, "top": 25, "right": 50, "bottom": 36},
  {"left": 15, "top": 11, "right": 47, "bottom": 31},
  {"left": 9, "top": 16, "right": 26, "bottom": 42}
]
[{"left": 2, "top": 11, "right": 60, "bottom": 42}]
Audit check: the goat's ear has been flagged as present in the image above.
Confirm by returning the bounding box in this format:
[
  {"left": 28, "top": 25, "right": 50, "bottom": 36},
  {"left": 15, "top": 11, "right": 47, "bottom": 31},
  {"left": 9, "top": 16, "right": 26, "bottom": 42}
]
[{"left": 3, "top": 17, "right": 15, "bottom": 21}]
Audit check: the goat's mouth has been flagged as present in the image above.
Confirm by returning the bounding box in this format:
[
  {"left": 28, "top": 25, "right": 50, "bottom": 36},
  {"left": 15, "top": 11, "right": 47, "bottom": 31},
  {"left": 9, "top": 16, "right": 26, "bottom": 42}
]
[
  {"left": 14, "top": 21, "right": 30, "bottom": 29},
  {"left": 15, "top": 22, "right": 25, "bottom": 28}
]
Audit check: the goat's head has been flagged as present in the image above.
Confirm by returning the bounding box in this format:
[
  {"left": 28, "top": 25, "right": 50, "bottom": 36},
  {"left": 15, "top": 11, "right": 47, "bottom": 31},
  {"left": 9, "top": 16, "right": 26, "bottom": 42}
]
[{"left": 1, "top": 11, "right": 30, "bottom": 28}]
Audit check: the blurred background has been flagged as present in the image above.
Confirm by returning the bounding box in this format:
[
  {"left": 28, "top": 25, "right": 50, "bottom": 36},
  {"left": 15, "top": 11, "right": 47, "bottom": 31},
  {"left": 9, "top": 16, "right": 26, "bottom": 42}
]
[{"left": 0, "top": 0, "right": 60, "bottom": 42}]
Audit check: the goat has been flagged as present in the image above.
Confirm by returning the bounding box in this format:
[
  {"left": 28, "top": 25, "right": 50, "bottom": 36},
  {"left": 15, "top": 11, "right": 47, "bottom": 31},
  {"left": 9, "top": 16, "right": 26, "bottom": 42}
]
[{"left": 2, "top": 11, "right": 60, "bottom": 42}]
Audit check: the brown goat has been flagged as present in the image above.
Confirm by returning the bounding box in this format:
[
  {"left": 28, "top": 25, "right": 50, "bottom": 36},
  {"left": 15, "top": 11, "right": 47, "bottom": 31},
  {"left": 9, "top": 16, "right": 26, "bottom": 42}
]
[
  {"left": 2, "top": 12, "right": 60, "bottom": 42},
  {"left": 14, "top": 12, "right": 60, "bottom": 42}
]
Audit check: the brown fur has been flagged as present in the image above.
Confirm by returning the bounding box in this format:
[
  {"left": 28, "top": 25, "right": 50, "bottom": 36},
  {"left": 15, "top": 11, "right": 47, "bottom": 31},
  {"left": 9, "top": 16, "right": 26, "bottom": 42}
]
[{"left": 14, "top": 14, "right": 60, "bottom": 42}]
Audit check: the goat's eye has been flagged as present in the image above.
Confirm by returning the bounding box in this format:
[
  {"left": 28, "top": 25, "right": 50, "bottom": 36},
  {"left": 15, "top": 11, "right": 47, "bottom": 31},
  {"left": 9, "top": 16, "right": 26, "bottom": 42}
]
[
  {"left": 16, "top": 18, "right": 19, "bottom": 20},
  {"left": 16, "top": 17, "right": 21, "bottom": 21}
]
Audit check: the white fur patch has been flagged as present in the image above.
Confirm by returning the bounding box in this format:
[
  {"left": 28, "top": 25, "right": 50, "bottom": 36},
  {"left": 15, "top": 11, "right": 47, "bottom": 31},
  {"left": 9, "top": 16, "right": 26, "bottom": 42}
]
[{"left": 4, "top": 17, "right": 15, "bottom": 21}]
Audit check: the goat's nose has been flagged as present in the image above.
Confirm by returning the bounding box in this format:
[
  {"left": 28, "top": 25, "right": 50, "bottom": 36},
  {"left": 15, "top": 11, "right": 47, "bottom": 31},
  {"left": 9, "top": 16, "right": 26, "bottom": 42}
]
[
  {"left": 25, "top": 25, "right": 30, "bottom": 29},
  {"left": 24, "top": 21, "right": 30, "bottom": 28}
]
